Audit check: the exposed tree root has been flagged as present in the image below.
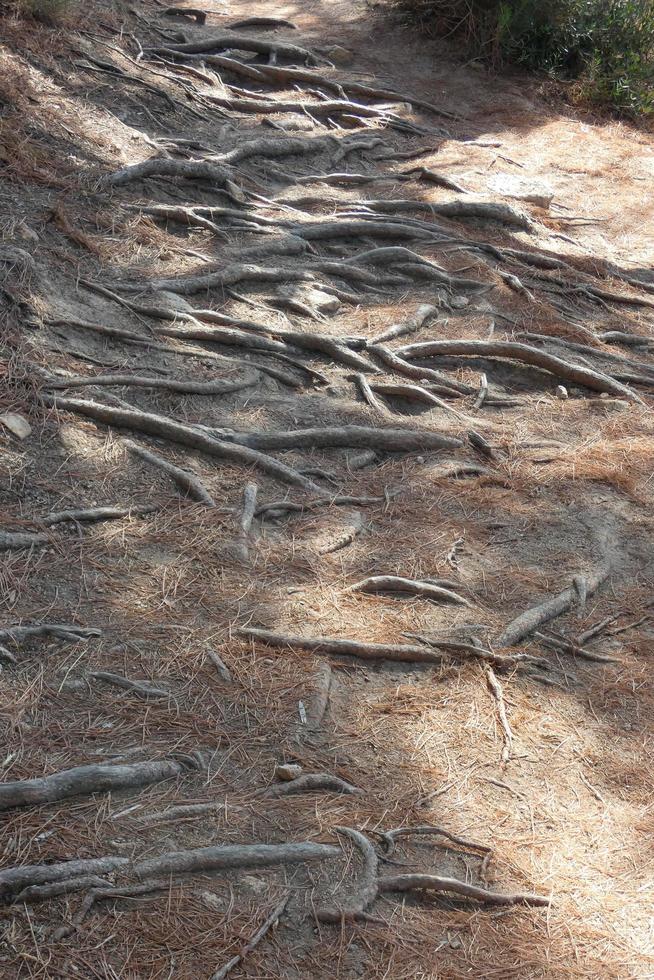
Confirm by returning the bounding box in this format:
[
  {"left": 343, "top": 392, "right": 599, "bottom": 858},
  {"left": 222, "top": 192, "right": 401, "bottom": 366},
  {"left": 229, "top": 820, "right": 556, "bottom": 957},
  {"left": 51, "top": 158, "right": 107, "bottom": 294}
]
[
  {"left": 359, "top": 198, "right": 533, "bottom": 231},
  {"left": 486, "top": 667, "right": 513, "bottom": 764},
  {"left": 371, "top": 303, "right": 438, "bottom": 344},
  {"left": 104, "top": 158, "right": 235, "bottom": 191},
  {"left": 234, "top": 481, "right": 258, "bottom": 560},
  {"left": 379, "top": 825, "right": 491, "bottom": 859},
  {"left": 163, "top": 6, "right": 208, "bottom": 24},
  {"left": 239, "top": 627, "right": 444, "bottom": 664},
  {"left": 228, "top": 16, "right": 298, "bottom": 29},
  {"left": 41, "top": 505, "right": 157, "bottom": 526},
  {"left": 290, "top": 219, "right": 438, "bottom": 241},
  {"left": 125, "top": 440, "right": 217, "bottom": 505},
  {"left": 44, "top": 397, "right": 322, "bottom": 492},
  {"left": 350, "top": 575, "right": 471, "bottom": 606},
  {"left": 0, "top": 624, "right": 100, "bottom": 644},
  {"left": 120, "top": 262, "right": 312, "bottom": 297},
  {"left": 404, "top": 167, "right": 467, "bottom": 192},
  {"left": 369, "top": 381, "right": 483, "bottom": 424},
  {"left": 152, "top": 33, "right": 321, "bottom": 66},
  {"left": 53, "top": 880, "right": 170, "bottom": 941},
  {"left": 231, "top": 425, "right": 463, "bottom": 452},
  {"left": 398, "top": 340, "right": 644, "bottom": 402},
  {"left": 262, "top": 773, "right": 362, "bottom": 797},
  {"left": 405, "top": 633, "right": 549, "bottom": 671},
  {"left": 211, "top": 894, "right": 291, "bottom": 980},
  {"left": 133, "top": 841, "right": 340, "bottom": 879},
  {"left": 368, "top": 345, "right": 475, "bottom": 395},
  {"left": 0, "top": 530, "right": 51, "bottom": 551},
  {"left": 497, "top": 565, "right": 611, "bottom": 647},
  {"left": 89, "top": 671, "right": 171, "bottom": 699},
  {"left": 316, "top": 829, "right": 379, "bottom": 923},
  {"left": 14, "top": 876, "right": 110, "bottom": 905},
  {"left": 355, "top": 371, "right": 390, "bottom": 415},
  {"left": 48, "top": 373, "right": 258, "bottom": 395},
  {"left": 378, "top": 874, "right": 550, "bottom": 906},
  {"left": 0, "top": 759, "right": 187, "bottom": 812},
  {"left": 1, "top": 858, "right": 130, "bottom": 903}
]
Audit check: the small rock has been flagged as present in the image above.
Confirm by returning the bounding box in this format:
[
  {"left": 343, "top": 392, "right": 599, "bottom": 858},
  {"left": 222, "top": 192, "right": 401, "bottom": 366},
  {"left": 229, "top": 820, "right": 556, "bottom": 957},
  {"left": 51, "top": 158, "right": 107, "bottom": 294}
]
[
  {"left": 0, "top": 413, "right": 31, "bottom": 439},
  {"left": 60, "top": 678, "right": 86, "bottom": 693},
  {"left": 600, "top": 398, "right": 630, "bottom": 412},
  {"left": 449, "top": 295, "right": 469, "bottom": 309},
  {"left": 325, "top": 45, "right": 354, "bottom": 66},
  {"left": 599, "top": 392, "right": 610, "bottom": 400},
  {"left": 266, "top": 117, "right": 315, "bottom": 132},
  {"left": 556, "top": 385, "right": 568, "bottom": 400},
  {"left": 200, "top": 891, "right": 226, "bottom": 912},
  {"left": 241, "top": 875, "right": 267, "bottom": 896},
  {"left": 17, "top": 222, "right": 39, "bottom": 244},
  {"left": 278, "top": 284, "right": 341, "bottom": 315},
  {"left": 276, "top": 763, "right": 303, "bottom": 782},
  {"left": 487, "top": 173, "right": 555, "bottom": 210}
]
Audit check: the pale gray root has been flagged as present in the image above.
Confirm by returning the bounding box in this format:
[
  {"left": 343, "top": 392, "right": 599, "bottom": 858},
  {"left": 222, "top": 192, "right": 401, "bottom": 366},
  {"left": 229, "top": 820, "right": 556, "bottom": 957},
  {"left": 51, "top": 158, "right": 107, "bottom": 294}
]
[
  {"left": 378, "top": 874, "right": 550, "bottom": 906},
  {"left": 379, "top": 825, "right": 491, "bottom": 859},
  {"left": 486, "top": 667, "right": 513, "bottom": 764},
  {"left": 228, "top": 15, "right": 298, "bottom": 28},
  {"left": 306, "top": 663, "right": 332, "bottom": 730},
  {"left": 208, "top": 94, "right": 406, "bottom": 122},
  {"left": 368, "top": 344, "right": 475, "bottom": 395},
  {"left": 371, "top": 303, "right": 438, "bottom": 344},
  {"left": 152, "top": 32, "right": 321, "bottom": 65},
  {"left": 45, "top": 397, "right": 321, "bottom": 492},
  {"left": 369, "top": 381, "right": 484, "bottom": 425},
  {"left": 427, "top": 460, "right": 491, "bottom": 479},
  {"left": 496, "top": 565, "right": 611, "bottom": 647},
  {"left": 14, "top": 876, "right": 110, "bottom": 904},
  {"left": 534, "top": 631, "right": 617, "bottom": 664},
  {"left": 0, "top": 530, "right": 51, "bottom": 551},
  {"left": 120, "top": 262, "right": 312, "bottom": 297},
  {"left": 316, "top": 828, "right": 379, "bottom": 923},
  {"left": 239, "top": 627, "right": 443, "bottom": 665},
  {"left": 318, "top": 511, "right": 365, "bottom": 555},
  {"left": 134, "top": 801, "right": 226, "bottom": 824},
  {"left": 235, "top": 481, "right": 258, "bottom": 560},
  {"left": 163, "top": 6, "right": 207, "bottom": 24},
  {"left": 404, "top": 633, "right": 548, "bottom": 670},
  {"left": 473, "top": 372, "right": 489, "bottom": 410},
  {"left": 0, "top": 759, "right": 185, "bottom": 812},
  {"left": 355, "top": 372, "right": 390, "bottom": 415},
  {"left": 403, "top": 166, "right": 467, "bottom": 192},
  {"left": 42, "top": 505, "right": 158, "bottom": 526},
  {"left": 216, "top": 134, "right": 339, "bottom": 166},
  {"left": 206, "top": 649, "right": 233, "bottom": 681},
  {"left": 397, "top": 340, "right": 644, "bottom": 403},
  {"left": 231, "top": 426, "right": 463, "bottom": 452},
  {"left": 262, "top": 773, "right": 361, "bottom": 798},
  {"left": 290, "top": 219, "right": 437, "bottom": 242},
  {"left": 53, "top": 880, "right": 170, "bottom": 940},
  {"left": 357, "top": 197, "right": 533, "bottom": 231},
  {"left": 48, "top": 373, "right": 259, "bottom": 396},
  {"left": 125, "top": 440, "right": 216, "bottom": 506},
  {"left": 0, "top": 857, "right": 130, "bottom": 903},
  {"left": 89, "top": 671, "right": 171, "bottom": 700},
  {"left": 295, "top": 172, "right": 384, "bottom": 186},
  {"left": 0, "top": 624, "right": 100, "bottom": 644},
  {"left": 350, "top": 575, "right": 471, "bottom": 606},
  {"left": 104, "top": 157, "right": 232, "bottom": 190},
  {"left": 211, "top": 894, "right": 291, "bottom": 980},
  {"left": 133, "top": 842, "right": 340, "bottom": 879}
]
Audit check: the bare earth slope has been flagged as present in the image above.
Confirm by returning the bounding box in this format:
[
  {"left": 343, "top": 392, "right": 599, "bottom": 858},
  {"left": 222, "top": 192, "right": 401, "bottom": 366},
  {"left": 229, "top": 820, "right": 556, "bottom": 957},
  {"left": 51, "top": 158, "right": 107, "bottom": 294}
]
[{"left": 1, "top": 1, "right": 653, "bottom": 976}]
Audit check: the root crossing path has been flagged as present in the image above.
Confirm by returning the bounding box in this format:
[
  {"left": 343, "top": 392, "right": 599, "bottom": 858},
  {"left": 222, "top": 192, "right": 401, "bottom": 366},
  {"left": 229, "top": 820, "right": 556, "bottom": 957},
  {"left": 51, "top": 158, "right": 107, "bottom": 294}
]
[{"left": 1, "top": 0, "right": 653, "bottom": 976}]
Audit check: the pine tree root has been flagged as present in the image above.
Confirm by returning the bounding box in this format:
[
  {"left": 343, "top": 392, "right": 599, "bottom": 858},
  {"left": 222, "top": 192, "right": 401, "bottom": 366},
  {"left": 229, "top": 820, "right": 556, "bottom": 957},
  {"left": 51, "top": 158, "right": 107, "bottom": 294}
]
[
  {"left": 316, "top": 829, "right": 379, "bottom": 923},
  {"left": 1, "top": 858, "right": 131, "bottom": 903},
  {"left": 397, "top": 340, "right": 644, "bottom": 402},
  {"left": 378, "top": 874, "right": 549, "bottom": 906},
  {"left": 125, "top": 440, "right": 216, "bottom": 505},
  {"left": 211, "top": 894, "right": 291, "bottom": 980},
  {"left": 371, "top": 303, "right": 438, "bottom": 344},
  {"left": 379, "top": 825, "right": 491, "bottom": 860},
  {"left": 0, "top": 624, "right": 100, "bottom": 644},
  {"left": 0, "top": 530, "right": 51, "bottom": 551},
  {"left": 41, "top": 505, "right": 158, "bottom": 526},
  {"left": 496, "top": 565, "right": 611, "bottom": 647},
  {"left": 44, "top": 397, "right": 321, "bottom": 492},
  {"left": 350, "top": 575, "right": 471, "bottom": 606},
  {"left": 48, "top": 373, "right": 259, "bottom": 396},
  {"left": 152, "top": 33, "right": 321, "bottom": 66},
  {"left": 230, "top": 425, "right": 463, "bottom": 452},
  {"left": 239, "top": 627, "right": 443, "bottom": 665},
  {"left": 486, "top": 666, "right": 513, "bottom": 764},
  {"left": 14, "top": 876, "right": 110, "bottom": 905},
  {"left": 368, "top": 345, "right": 474, "bottom": 395},
  {"left": 89, "top": 671, "right": 171, "bottom": 700},
  {"left": 133, "top": 841, "right": 340, "bottom": 879},
  {"left": 0, "top": 759, "right": 188, "bottom": 812},
  {"left": 262, "top": 773, "right": 362, "bottom": 798}
]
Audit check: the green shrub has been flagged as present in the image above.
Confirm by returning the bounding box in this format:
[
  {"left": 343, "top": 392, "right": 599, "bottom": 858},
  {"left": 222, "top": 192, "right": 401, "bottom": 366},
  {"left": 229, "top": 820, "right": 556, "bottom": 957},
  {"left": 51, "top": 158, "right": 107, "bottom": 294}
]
[{"left": 393, "top": 0, "right": 654, "bottom": 117}]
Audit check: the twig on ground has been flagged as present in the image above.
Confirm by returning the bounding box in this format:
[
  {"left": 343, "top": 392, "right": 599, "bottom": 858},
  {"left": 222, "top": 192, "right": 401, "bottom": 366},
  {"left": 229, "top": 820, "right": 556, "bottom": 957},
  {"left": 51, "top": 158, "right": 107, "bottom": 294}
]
[
  {"left": 211, "top": 894, "right": 291, "bottom": 980},
  {"left": 89, "top": 671, "right": 171, "bottom": 699},
  {"left": 486, "top": 667, "right": 513, "bottom": 764}
]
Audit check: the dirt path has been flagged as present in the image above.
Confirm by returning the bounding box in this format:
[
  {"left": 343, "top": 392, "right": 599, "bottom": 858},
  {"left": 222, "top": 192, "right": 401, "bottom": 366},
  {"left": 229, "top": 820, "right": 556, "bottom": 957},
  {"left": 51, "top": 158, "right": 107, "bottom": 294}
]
[{"left": 1, "top": 1, "right": 653, "bottom": 977}]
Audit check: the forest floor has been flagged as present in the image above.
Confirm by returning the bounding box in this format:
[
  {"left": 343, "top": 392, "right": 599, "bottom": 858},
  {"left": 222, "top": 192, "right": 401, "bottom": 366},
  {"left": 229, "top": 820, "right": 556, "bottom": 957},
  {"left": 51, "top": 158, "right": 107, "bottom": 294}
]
[{"left": 1, "top": 0, "right": 653, "bottom": 977}]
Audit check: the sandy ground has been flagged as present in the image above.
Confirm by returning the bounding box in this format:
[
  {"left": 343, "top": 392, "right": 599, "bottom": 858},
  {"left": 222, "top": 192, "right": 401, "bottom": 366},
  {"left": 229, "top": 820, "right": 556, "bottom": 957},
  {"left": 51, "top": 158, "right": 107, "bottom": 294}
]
[{"left": 0, "top": 0, "right": 653, "bottom": 977}]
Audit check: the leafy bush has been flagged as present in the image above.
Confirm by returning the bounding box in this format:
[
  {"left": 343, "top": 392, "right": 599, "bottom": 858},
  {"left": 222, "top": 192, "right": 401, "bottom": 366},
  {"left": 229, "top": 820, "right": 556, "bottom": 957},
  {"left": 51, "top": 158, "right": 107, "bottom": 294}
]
[{"left": 393, "top": 0, "right": 654, "bottom": 116}]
